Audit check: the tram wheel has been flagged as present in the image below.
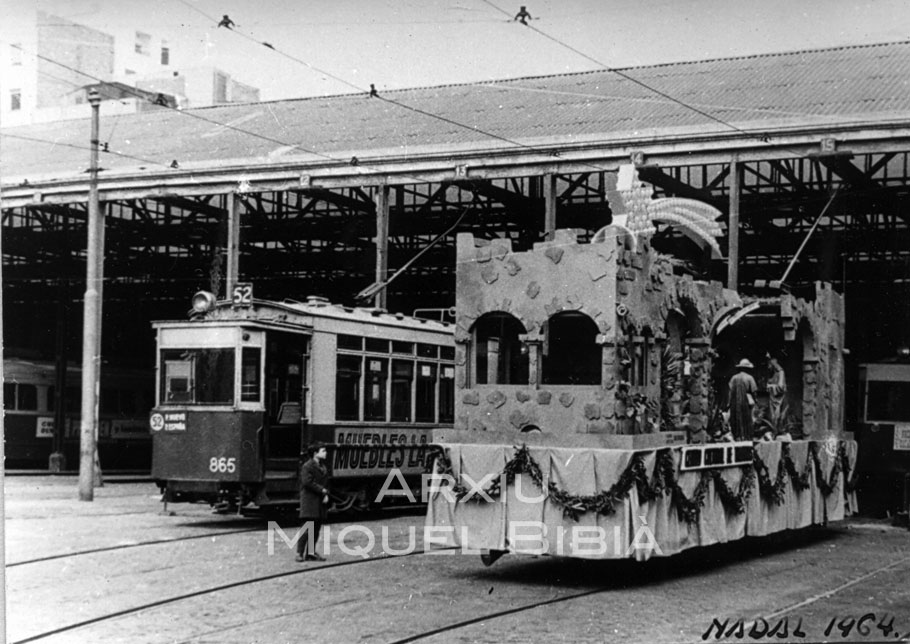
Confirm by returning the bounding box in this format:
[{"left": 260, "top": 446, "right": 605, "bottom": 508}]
[{"left": 329, "top": 493, "right": 357, "bottom": 513}]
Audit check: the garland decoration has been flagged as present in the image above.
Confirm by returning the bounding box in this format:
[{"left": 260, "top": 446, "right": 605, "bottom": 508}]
[
  {"left": 809, "top": 441, "right": 857, "bottom": 497},
  {"left": 781, "top": 442, "right": 813, "bottom": 492},
  {"left": 428, "top": 439, "right": 857, "bottom": 524},
  {"left": 708, "top": 466, "right": 755, "bottom": 515}
]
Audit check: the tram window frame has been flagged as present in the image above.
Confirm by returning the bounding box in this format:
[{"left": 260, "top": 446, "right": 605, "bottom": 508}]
[
  {"left": 160, "top": 348, "right": 235, "bottom": 405},
  {"left": 335, "top": 354, "right": 363, "bottom": 421},
  {"left": 366, "top": 337, "right": 390, "bottom": 353},
  {"left": 439, "top": 365, "right": 455, "bottom": 423},
  {"left": 865, "top": 380, "right": 910, "bottom": 423},
  {"left": 337, "top": 334, "right": 363, "bottom": 351},
  {"left": 240, "top": 347, "right": 262, "bottom": 402},
  {"left": 415, "top": 362, "right": 436, "bottom": 422},
  {"left": 391, "top": 359, "right": 414, "bottom": 422},
  {"left": 365, "top": 357, "right": 389, "bottom": 421},
  {"left": 5, "top": 383, "right": 39, "bottom": 411},
  {"left": 334, "top": 332, "right": 455, "bottom": 425}
]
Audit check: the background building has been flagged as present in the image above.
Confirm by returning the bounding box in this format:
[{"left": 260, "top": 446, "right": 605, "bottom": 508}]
[{"left": 0, "top": 6, "right": 257, "bottom": 125}]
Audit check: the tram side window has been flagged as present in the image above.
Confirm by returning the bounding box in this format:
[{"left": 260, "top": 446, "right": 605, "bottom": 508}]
[
  {"left": 18, "top": 384, "right": 37, "bottom": 410},
  {"left": 391, "top": 360, "right": 414, "bottom": 422},
  {"left": 4, "top": 383, "right": 38, "bottom": 410},
  {"left": 866, "top": 381, "right": 910, "bottom": 422},
  {"left": 161, "top": 349, "right": 235, "bottom": 405},
  {"left": 337, "top": 335, "right": 363, "bottom": 351},
  {"left": 439, "top": 365, "right": 455, "bottom": 423},
  {"left": 415, "top": 363, "right": 436, "bottom": 422},
  {"left": 365, "top": 358, "right": 388, "bottom": 421},
  {"left": 241, "top": 348, "right": 261, "bottom": 402},
  {"left": 336, "top": 355, "right": 362, "bottom": 421}
]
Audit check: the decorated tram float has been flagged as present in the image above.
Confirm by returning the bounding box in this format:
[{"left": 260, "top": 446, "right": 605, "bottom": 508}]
[{"left": 426, "top": 166, "right": 858, "bottom": 562}]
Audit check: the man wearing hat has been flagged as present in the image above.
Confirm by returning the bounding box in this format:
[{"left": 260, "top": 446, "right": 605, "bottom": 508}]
[{"left": 727, "top": 358, "right": 758, "bottom": 440}]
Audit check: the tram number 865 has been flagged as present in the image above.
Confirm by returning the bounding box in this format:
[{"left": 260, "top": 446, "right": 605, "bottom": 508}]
[{"left": 209, "top": 457, "right": 237, "bottom": 473}]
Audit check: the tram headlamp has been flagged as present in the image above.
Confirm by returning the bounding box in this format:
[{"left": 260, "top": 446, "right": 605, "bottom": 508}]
[{"left": 191, "top": 290, "right": 216, "bottom": 314}]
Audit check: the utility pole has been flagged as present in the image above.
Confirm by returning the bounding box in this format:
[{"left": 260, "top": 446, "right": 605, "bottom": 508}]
[
  {"left": 1, "top": 119, "right": 9, "bottom": 643},
  {"left": 78, "top": 88, "right": 103, "bottom": 501}
]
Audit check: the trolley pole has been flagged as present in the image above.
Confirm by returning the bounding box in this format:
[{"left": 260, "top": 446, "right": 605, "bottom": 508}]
[{"left": 78, "top": 88, "right": 103, "bottom": 501}]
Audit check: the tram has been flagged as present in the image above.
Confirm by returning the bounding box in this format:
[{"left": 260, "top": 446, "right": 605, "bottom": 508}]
[
  {"left": 855, "top": 353, "right": 910, "bottom": 519},
  {"left": 3, "top": 357, "right": 153, "bottom": 469},
  {"left": 426, "top": 165, "right": 859, "bottom": 562},
  {"left": 150, "top": 287, "right": 455, "bottom": 512}
]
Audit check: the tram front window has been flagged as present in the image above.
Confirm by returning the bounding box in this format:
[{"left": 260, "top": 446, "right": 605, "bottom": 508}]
[{"left": 160, "top": 349, "right": 235, "bottom": 405}]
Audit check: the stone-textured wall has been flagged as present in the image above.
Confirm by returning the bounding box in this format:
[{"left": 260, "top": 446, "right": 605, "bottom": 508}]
[
  {"left": 454, "top": 229, "right": 739, "bottom": 439},
  {"left": 780, "top": 282, "right": 846, "bottom": 436},
  {"left": 454, "top": 229, "right": 619, "bottom": 435}
]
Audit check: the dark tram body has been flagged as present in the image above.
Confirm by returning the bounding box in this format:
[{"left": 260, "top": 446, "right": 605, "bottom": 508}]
[
  {"left": 856, "top": 358, "right": 910, "bottom": 518},
  {"left": 150, "top": 292, "right": 454, "bottom": 512},
  {"left": 4, "top": 357, "right": 153, "bottom": 470}
]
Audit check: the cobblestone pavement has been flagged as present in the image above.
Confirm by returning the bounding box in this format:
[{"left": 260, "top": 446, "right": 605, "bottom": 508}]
[{"left": 4, "top": 476, "right": 910, "bottom": 644}]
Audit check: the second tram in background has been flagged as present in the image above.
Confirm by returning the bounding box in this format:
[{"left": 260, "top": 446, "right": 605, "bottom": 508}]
[
  {"left": 150, "top": 286, "right": 455, "bottom": 512},
  {"left": 4, "top": 357, "right": 153, "bottom": 470}
]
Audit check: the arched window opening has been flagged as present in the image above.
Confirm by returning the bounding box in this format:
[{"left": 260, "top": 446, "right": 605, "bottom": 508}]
[
  {"left": 472, "top": 313, "right": 528, "bottom": 385},
  {"left": 541, "top": 312, "right": 601, "bottom": 385}
]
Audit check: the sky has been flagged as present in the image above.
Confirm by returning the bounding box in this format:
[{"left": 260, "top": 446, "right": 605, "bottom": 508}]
[{"left": 24, "top": 0, "right": 910, "bottom": 101}]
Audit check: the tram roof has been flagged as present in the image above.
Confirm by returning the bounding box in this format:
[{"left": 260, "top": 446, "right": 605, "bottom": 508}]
[
  {"left": 3, "top": 40, "right": 910, "bottom": 189},
  {"left": 153, "top": 299, "right": 454, "bottom": 335}
]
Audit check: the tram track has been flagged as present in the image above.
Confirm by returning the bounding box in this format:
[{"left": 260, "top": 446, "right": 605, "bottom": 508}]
[
  {"left": 388, "top": 585, "right": 615, "bottom": 644},
  {"left": 6, "top": 526, "right": 261, "bottom": 567},
  {"left": 12, "top": 547, "right": 457, "bottom": 644},
  {"left": 391, "top": 551, "right": 910, "bottom": 644}
]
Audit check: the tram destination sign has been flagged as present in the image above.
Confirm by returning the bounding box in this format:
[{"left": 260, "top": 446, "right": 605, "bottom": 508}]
[{"left": 894, "top": 424, "right": 910, "bottom": 451}]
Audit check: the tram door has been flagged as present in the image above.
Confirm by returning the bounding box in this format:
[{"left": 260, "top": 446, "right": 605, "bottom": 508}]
[{"left": 264, "top": 331, "right": 310, "bottom": 468}]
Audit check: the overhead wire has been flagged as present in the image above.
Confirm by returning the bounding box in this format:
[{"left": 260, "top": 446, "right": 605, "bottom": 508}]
[
  {"left": 2, "top": 41, "right": 442, "bottom": 186},
  {"left": 7, "top": 8, "right": 880, "bottom": 217},
  {"left": 1, "top": 132, "right": 170, "bottom": 169},
  {"left": 476, "top": 0, "right": 827, "bottom": 160},
  {"left": 168, "top": 0, "right": 620, "bottom": 173}
]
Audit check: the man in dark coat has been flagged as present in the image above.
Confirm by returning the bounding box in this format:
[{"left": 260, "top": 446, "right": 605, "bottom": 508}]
[
  {"left": 727, "top": 359, "right": 758, "bottom": 441},
  {"left": 297, "top": 443, "right": 330, "bottom": 562}
]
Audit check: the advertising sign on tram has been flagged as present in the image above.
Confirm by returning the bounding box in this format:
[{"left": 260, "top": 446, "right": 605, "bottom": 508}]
[{"left": 333, "top": 428, "right": 431, "bottom": 477}]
